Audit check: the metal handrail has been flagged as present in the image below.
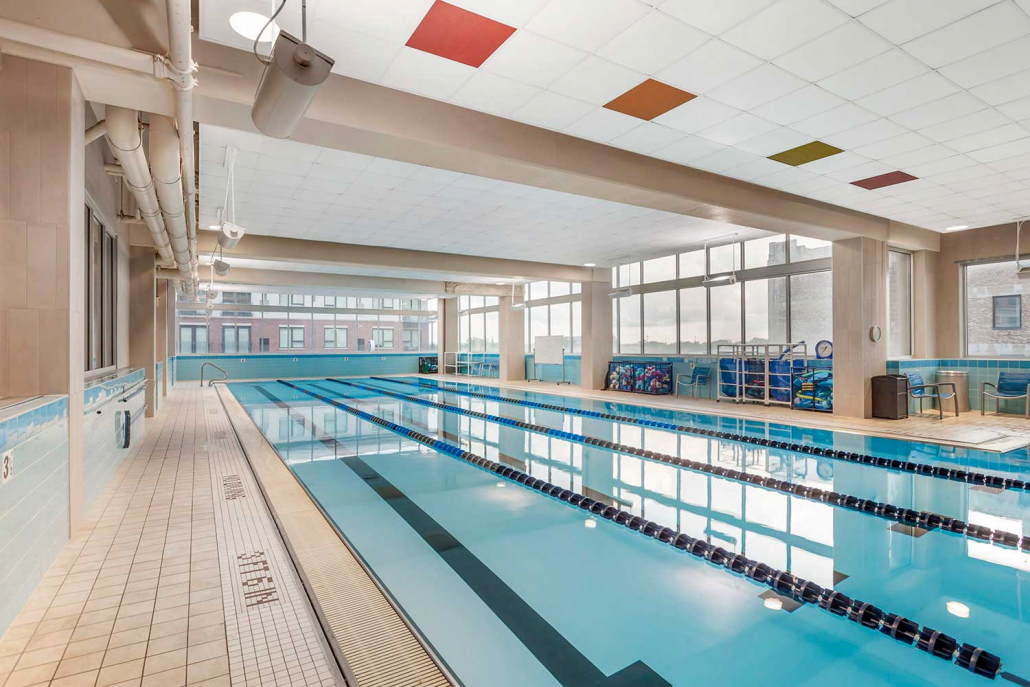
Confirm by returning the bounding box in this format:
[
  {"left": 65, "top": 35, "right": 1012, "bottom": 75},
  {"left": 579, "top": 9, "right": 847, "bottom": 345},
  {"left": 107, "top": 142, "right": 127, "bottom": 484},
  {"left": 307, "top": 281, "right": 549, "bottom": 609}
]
[
  {"left": 88, "top": 379, "right": 148, "bottom": 415},
  {"left": 200, "top": 362, "right": 229, "bottom": 387}
]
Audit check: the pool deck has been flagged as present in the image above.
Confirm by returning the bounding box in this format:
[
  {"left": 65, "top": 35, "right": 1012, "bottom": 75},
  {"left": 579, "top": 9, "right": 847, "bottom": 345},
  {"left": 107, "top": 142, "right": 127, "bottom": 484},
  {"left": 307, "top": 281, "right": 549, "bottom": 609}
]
[{"left": 420, "top": 374, "right": 1030, "bottom": 455}]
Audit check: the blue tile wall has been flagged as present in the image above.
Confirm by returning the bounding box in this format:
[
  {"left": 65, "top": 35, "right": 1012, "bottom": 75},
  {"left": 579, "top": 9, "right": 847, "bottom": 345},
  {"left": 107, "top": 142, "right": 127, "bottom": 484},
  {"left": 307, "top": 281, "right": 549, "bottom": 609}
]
[
  {"left": 887, "top": 358, "right": 1030, "bottom": 414},
  {"left": 154, "top": 362, "right": 163, "bottom": 413},
  {"left": 174, "top": 353, "right": 423, "bottom": 381},
  {"left": 525, "top": 355, "right": 582, "bottom": 384},
  {"left": 0, "top": 397, "right": 69, "bottom": 635}
]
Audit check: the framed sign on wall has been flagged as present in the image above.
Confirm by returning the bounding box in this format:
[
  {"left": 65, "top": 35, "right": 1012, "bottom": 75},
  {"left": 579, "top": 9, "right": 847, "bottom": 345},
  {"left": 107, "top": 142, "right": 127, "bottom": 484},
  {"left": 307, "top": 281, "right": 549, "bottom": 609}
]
[{"left": 993, "top": 295, "right": 1022, "bottom": 330}]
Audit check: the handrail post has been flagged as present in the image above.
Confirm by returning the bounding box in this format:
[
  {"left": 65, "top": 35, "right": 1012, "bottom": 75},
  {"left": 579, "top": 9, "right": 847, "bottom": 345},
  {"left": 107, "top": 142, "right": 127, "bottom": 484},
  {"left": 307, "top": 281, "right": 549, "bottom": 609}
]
[{"left": 200, "top": 362, "right": 229, "bottom": 387}]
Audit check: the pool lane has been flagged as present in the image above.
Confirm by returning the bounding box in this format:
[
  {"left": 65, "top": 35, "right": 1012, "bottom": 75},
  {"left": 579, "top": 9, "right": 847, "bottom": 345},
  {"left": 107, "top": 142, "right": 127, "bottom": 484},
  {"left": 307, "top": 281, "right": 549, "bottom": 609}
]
[{"left": 231, "top": 380, "right": 1030, "bottom": 686}]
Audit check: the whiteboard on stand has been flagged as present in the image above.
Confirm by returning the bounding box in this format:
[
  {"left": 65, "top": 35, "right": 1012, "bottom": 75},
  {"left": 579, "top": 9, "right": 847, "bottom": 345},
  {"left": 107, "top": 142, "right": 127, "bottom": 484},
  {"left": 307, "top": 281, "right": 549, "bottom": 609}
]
[{"left": 534, "top": 336, "right": 565, "bottom": 365}]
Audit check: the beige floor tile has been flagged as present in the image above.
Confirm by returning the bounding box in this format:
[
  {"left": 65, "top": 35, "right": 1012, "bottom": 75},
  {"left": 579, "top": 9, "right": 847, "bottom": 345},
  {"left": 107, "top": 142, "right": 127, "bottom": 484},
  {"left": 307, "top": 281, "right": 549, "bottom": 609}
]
[
  {"left": 50, "top": 667, "right": 100, "bottom": 687},
  {"left": 112, "top": 614, "right": 152, "bottom": 634},
  {"left": 3, "top": 661, "right": 59, "bottom": 687},
  {"left": 95, "top": 658, "right": 145, "bottom": 687},
  {"left": 143, "top": 649, "right": 186, "bottom": 677},
  {"left": 0, "top": 636, "right": 31, "bottom": 657},
  {"left": 182, "top": 676, "right": 227, "bottom": 687},
  {"left": 71, "top": 621, "right": 115, "bottom": 643},
  {"left": 54, "top": 651, "right": 106, "bottom": 678},
  {"left": 145, "top": 634, "right": 187, "bottom": 658},
  {"left": 35, "top": 616, "right": 80, "bottom": 636},
  {"left": 43, "top": 602, "right": 85, "bottom": 621},
  {"left": 63, "top": 636, "right": 110, "bottom": 660},
  {"left": 150, "top": 607, "right": 188, "bottom": 626},
  {"left": 14, "top": 643, "right": 67, "bottom": 670},
  {"left": 184, "top": 640, "right": 225, "bottom": 665},
  {"left": 101, "top": 642, "right": 149, "bottom": 668},
  {"left": 77, "top": 607, "right": 120, "bottom": 627},
  {"left": 184, "top": 656, "right": 228, "bottom": 685},
  {"left": 140, "top": 667, "right": 186, "bottom": 687},
  {"left": 183, "top": 627, "right": 222, "bottom": 649},
  {"left": 24, "top": 627, "right": 73, "bottom": 651},
  {"left": 147, "top": 621, "right": 188, "bottom": 643}
]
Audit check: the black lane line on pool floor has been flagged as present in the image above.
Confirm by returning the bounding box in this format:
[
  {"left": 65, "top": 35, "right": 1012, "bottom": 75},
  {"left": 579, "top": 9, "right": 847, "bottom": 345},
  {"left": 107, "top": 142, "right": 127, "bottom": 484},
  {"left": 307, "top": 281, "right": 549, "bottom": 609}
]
[
  {"left": 282, "top": 379, "right": 1007, "bottom": 681},
  {"left": 373, "top": 376, "right": 1029, "bottom": 493},
  {"left": 333, "top": 378, "right": 1028, "bottom": 553},
  {"left": 257, "top": 382, "right": 670, "bottom": 687}
]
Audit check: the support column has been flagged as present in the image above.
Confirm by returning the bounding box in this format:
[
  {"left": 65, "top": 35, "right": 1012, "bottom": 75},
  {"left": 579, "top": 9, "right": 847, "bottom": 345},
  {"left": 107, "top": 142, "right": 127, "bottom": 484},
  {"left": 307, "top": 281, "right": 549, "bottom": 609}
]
[
  {"left": 832, "top": 237, "right": 888, "bottom": 418},
  {"left": 580, "top": 281, "right": 613, "bottom": 390},
  {"left": 155, "top": 280, "right": 168, "bottom": 398},
  {"left": 498, "top": 288, "right": 525, "bottom": 382},
  {"left": 440, "top": 297, "right": 458, "bottom": 374},
  {"left": 912, "top": 250, "right": 938, "bottom": 359},
  {"left": 129, "top": 247, "right": 157, "bottom": 417}
]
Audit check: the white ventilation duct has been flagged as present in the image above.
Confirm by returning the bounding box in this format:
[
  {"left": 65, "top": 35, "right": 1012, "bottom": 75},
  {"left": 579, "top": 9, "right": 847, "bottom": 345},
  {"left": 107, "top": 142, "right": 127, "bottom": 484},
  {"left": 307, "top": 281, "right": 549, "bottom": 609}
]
[
  {"left": 105, "top": 106, "right": 175, "bottom": 269},
  {"left": 149, "top": 115, "right": 191, "bottom": 278}
]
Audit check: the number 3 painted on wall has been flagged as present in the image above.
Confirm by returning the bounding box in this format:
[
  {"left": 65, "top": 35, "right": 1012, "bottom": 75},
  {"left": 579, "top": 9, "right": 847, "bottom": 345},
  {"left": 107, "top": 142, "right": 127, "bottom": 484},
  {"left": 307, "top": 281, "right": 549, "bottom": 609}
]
[{"left": 1, "top": 451, "right": 12, "bottom": 484}]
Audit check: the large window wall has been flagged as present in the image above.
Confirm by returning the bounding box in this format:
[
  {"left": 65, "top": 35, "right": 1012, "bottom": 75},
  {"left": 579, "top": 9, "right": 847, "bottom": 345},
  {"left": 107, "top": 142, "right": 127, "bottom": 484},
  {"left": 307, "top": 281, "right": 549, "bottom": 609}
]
[
  {"left": 965, "top": 259, "right": 1030, "bottom": 357},
  {"left": 457, "top": 296, "right": 500, "bottom": 353},
  {"left": 176, "top": 291, "right": 437, "bottom": 355},
  {"left": 524, "top": 281, "right": 582, "bottom": 354},
  {"left": 613, "top": 235, "right": 832, "bottom": 356},
  {"left": 84, "top": 204, "right": 117, "bottom": 371},
  {"left": 887, "top": 250, "right": 913, "bottom": 358}
]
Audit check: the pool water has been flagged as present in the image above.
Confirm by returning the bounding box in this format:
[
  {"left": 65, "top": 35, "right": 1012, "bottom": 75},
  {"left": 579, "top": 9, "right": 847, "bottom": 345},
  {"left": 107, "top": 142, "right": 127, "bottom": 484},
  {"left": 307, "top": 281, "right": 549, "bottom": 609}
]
[{"left": 229, "top": 377, "right": 1030, "bottom": 687}]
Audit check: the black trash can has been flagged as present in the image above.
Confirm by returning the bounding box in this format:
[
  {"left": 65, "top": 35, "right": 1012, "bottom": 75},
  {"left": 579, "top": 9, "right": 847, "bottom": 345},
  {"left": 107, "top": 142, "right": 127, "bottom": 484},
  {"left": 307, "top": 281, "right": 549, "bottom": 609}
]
[{"left": 872, "top": 375, "right": 909, "bottom": 419}]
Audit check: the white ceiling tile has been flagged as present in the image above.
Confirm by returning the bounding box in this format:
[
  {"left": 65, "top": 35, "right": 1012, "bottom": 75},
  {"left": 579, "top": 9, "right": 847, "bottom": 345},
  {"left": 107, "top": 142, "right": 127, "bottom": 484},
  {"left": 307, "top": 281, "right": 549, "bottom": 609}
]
[
  {"left": 970, "top": 68, "right": 1030, "bottom": 106},
  {"left": 696, "top": 113, "right": 779, "bottom": 145},
  {"left": 314, "top": 0, "right": 434, "bottom": 44},
  {"left": 365, "top": 158, "right": 421, "bottom": 178},
  {"left": 825, "top": 160, "right": 894, "bottom": 182},
  {"left": 946, "top": 123, "right": 1029, "bottom": 153},
  {"left": 564, "top": 108, "right": 643, "bottom": 142},
  {"left": 526, "top": 0, "right": 652, "bottom": 52},
  {"left": 903, "top": 3, "right": 1030, "bottom": 70},
  {"left": 925, "top": 164, "right": 996, "bottom": 185},
  {"left": 658, "top": 0, "right": 776, "bottom": 35},
  {"left": 799, "top": 150, "right": 870, "bottom": 174},
  {"left": 309, "top": 21, "right": 401, "bottom": 83},
  {"left": 773, "top": 21, "right": 890, "bottom": 82},
  {"left": 609, "top": 123, "right": 685, "bottom": 153},
  {"left": 823, "top": 118, "right": 908, "bottom": 149},
  {"left": 791, "top": 103, "right": 879, "bottom": 138},
  {"left": 550, "top": 57, "right": 646, "bottom": 106},
  {"left": 447, "top": 0, "right": 550, "bottom": 26},
  {"left": 817, "top": 49, "right": 927, "bottom": 100},
  {"left": 706, "top": 63, "right": 807, "bottom": 111},
  {"left": 511, "top": 91, "right": 595, "bottom": 130},
  {"left": 781, "top": 174, "right": 841, "bottom": 194},
  {"left": 888, "top": 93, "right": 988, "bottom": 131},
  {"left": 825, "top": 0, "right": 889, "bottom": 16},
  {"left": 857, "top": 0, "right": 998, "bottom": 44},
  {"left": 750, "top": 84, "right": 846, "bottom": 126},
  {"left": 735, "top": 127, "right": 813, "bottom": 155},
  {"left": 314, "top": 149, "right": 374, "bottom": 171},
  {"left": 853, "top": 132, "right": 932, "bottom": 160},
  {"left": 752, "top": 165, "right": 818, "bottom": 188},
  {"left": 723, "top": 157, "right": 787, "bottom": 181},
  {"left": 690, "top": 147, "right": 761, "bottom": 173},
  {"left": 651, "top": 136, "right": 727, "bottom": 164},
  {"left": 653, "top": 97, "right": 741, "bottom": 134},
  {"left": 998, "top": 95, "right": 1030, "bottom": 121},
  {"left": 598, "top": 10, "right": 710, "bottom": 74},
  {"left": 255, "top": 155, "right": 311, "bottom": 176},
  {"left": 722, "top": 0, "right": 849, "bottom": 60},
  {"left": 879, "top": 144, "right": 956, "bottom": 170},
  {"left": 450, "top": 72, "right": 541, "bottom": 117},
  {"left": 858, "top": 73, "right": 959, "bottom": 117},
  {"left": 939, "top": 35, "right": 1030, "bottom": 89},
  {"left": 986, "top": 154, "right": 1030, "bottom": 172},
  {"left": 380, "top": 47, "right": 475, "bottom": 100},
  {"left": 966, "top": 135, "right": 1030, "bottom": 163},
  {"left": 921, "top": 109, "right": 1011, "bottom": 143},
  {"left": 481, "top": 31, "right": 588, "bottom": 88},
  {"left": 655, "top": 40, "right": 763, "bottom": 95}
]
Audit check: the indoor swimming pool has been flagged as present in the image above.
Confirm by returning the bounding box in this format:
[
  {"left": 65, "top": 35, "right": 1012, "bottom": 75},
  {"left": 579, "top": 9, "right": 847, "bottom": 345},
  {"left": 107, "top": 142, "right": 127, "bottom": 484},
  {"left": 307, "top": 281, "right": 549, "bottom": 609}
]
[{"left": 228, "top": 377, "right": 1030, "bottom": 687}]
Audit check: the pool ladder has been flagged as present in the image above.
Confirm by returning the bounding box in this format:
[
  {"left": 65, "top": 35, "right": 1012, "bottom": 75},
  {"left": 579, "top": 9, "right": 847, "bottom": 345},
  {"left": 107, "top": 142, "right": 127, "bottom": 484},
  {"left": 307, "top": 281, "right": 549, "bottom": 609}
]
[{"left": 200, "top": 363, "right": 228, "bottom": 387}]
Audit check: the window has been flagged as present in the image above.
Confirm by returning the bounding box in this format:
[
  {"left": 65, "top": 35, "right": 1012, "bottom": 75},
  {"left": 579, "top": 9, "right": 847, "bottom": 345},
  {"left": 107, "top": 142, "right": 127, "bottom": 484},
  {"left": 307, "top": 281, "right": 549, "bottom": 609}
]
[
  {"left": 616, "top": 263, "right": 640, "bottom": 287},
  {"left": 618, "top": 294, "right": 642, "bottom": 354},
  {"left": 679, "top": 287, "right": 707, "bottom": 353},
  {"left": 790, "top": 271, "right": 833, "bottom": 346},
  {"left": 549, "top": 303, "right": 571, "bottom": 351},
  {"left": 179, "top": 325, "right": 207, "bottom": 354},
  {"left": 529, "top": 281, "right": 549, "bottom": 300},
  {"left": 290, "top": 294, "right": 305, "bottom": 306},
  {"left": 402, "top": 327, "right": 420, "bottom": 351},
  {"left": 643, "top": 255, "right": 676, "bottom": 284},
  {"left": 709, "top": 283, "right": 741, "bottom": 348},
  {"left": 324, "top": 327, "right": 348, "bottom": 349},
  {"left": 470, "top": 312, "right": 485, "bottom": 352},
  {"left": 373, "top": 327, "right": 394, "bottom": 349},
  {"left": 709, "top": 243, "right": 740, "bottom": 274},
  {"left": 222, "top": 325, "right": 251, "bottom": 353},
  {"left": 744, "top": 278, "right": 787, "bottom": 344},
  {"left": 679, "top": 250, "right": 705, "bottom": 279},
  {"left": 485, "top": 311, "right": 499, "bottom": 353},
  {"left": 279, "top": 326, "right": 305, "bottom": 349},
  {"left": 966, "top": 260, "right": 1029, "bottom": 356},
  {"left": 643, "top": 291, "right": 677, "bottom": 353},
  {"left": 744, "top": 236, "right": 786, "bottom": 269},
  {"left": 84, "top": 204, "right": 117, "bottom": 371},
  {"left": 887, "top": 250, "right": 913, "bottom": 358},
  {"left": 790, "top": 236, "right": 831, "bottom": 262}
]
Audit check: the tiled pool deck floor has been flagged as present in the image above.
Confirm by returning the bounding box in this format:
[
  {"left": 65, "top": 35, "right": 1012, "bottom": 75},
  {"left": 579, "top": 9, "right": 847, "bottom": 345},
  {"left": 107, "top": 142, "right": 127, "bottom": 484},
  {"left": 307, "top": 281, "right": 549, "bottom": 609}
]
[
  {"left": 0, "top": 385, "right": 341, "bottom": 687},
  {"left": 426, "top": 374, "right": 1030, "bottom": 453}
]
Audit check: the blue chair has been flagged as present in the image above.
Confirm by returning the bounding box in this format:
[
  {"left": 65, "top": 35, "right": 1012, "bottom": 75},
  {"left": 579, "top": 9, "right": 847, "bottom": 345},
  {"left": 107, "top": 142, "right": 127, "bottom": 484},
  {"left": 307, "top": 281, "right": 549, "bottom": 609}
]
[
  {"left": 982, "top": 372, "right": 1030, "bottom": 418},
  {"left": 676, "top": 366, "right": 712, "bottom": 399},
  {"left": 906, "top": 373, "right": 959, "bottom": 419}
]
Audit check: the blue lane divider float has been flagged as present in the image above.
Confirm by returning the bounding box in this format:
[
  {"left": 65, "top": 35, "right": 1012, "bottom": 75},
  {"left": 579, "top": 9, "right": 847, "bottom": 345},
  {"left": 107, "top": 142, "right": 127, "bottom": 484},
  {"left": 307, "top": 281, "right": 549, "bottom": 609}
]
[
  {"left": 276, "top": 378, "right": 1004, "bottom": 681},
  {"left": 372, "top": 376, "right": 1029, "bottom": 494},
  {"left": 341, "top": 378, "right": 1027, "bottom": 553}
]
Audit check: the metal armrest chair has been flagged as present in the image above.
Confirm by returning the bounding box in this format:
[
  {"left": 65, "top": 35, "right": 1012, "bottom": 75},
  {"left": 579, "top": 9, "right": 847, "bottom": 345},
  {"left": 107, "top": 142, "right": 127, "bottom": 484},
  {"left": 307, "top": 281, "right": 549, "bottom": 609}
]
[
  {"left": 982, "top": 372, "right": 1030, "bottom": 418},
  {"left": 906, "top": 372, "right": 959, "bottom": 419},
  {"left": 676, "top": 366, "right": 712, "bottom": 399}
]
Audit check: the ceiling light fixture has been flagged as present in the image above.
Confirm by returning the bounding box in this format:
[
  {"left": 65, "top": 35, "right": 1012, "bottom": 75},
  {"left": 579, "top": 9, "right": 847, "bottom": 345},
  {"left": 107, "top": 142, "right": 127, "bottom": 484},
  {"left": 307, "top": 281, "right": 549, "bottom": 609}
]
[
  {"left": 584, "top": 262, "right": 596, "bottom": 267},
  {"left": 945, "top": 225, "right": 969, "bottom": 232},
  {"left": 251, "top": 0, "right": 335, "bottom": 138},
  {"left": 609, "top": 287, "right": 632, "bottom": 298},
  {"left": 230, "top": 11, "right": 280, "bottom": 42}
]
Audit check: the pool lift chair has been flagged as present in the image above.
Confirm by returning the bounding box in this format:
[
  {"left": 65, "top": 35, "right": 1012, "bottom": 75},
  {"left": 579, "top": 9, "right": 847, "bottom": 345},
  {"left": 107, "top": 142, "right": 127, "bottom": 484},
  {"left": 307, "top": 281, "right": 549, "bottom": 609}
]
[{"left": 905, "top": 372, "right": 959, "bottom": 420}]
